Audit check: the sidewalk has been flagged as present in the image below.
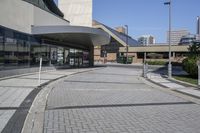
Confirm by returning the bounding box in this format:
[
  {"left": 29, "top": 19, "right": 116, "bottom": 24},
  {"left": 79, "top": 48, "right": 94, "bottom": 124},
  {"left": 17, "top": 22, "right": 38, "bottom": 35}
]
[
  {"left": 147, "top": 70, "right": 200, "bottom": 99},
  {"left": 0, "top": 68, "right": 96, "bottom": 133}
]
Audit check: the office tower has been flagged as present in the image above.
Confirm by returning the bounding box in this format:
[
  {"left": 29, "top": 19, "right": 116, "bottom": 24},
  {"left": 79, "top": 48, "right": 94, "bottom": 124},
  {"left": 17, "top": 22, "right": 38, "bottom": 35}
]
[
  {"left": 138, "top": 35, "right": 155, "bottom": 45},
  {"left": 167, "top": 30, "right": 189, "bottom": 44}
]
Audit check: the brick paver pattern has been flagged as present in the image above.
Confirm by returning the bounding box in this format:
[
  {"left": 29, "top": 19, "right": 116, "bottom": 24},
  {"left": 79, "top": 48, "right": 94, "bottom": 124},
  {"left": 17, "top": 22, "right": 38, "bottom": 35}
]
[{"left": 44, "top": 67, "right": 200, "bottom": 133}]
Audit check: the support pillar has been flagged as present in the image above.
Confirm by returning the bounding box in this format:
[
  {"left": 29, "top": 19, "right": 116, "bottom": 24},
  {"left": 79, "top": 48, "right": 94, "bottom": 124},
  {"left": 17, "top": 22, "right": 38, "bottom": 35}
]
[{"left": 89, "top": 46, "right": 94, "bottom": 67}]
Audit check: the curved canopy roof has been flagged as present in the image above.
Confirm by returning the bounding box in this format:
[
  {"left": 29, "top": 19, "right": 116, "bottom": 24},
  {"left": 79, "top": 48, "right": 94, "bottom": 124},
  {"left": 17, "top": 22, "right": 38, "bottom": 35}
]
[{"left": 31, "top": 25, "right": 110, "bottom": 49}]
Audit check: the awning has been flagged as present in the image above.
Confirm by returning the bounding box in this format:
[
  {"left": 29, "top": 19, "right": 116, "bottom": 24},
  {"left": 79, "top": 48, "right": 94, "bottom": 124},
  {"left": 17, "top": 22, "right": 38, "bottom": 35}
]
[{"left": 31, "top": 25, "right": 110, "bottom": 49}]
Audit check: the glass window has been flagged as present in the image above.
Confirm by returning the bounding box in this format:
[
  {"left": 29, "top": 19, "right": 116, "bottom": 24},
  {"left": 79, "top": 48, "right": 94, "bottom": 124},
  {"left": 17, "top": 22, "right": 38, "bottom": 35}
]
[
  {"left": 0, "top": 29, "right": 4, "bottom": 66},
  {"left": 57, "top": 47, "right": 64, "bottom": 65},
  {"left": 40, "top": 44, "right": 50, "bottom": 65},
  {"left": 64, "top": 49, "right": 69, "bottom": 64},
  {"left": 83, "top": 51, "right": 89, "bottom": 67},
  {"left": 17, "top": 39, "right": 30, "bottom": 66},
  {"left": 4, "top": 37, "right": 18, "bottom": 66},
  {"left": 50, "top": 47, "right": 58, "bottom": 65},
  {"left": 30, "top": 37, "right": 41, "bottom": 66}
]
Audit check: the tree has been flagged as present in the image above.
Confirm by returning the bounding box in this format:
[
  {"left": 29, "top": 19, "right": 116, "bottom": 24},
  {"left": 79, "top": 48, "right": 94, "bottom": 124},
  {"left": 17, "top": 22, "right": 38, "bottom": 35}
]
[{"left": 189, "top": 41, "right": 200, "bottom": 56}]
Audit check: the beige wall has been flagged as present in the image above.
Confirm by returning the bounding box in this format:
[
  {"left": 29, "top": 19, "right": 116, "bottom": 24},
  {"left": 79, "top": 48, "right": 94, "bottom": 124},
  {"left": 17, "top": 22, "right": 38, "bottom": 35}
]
[
  {"left": 107, "top": 53, "right": 117, "bottom": 61},
  {"left": 33, "top": 6, "right": 69, "bottom": 27},
  {"left": 0, "top": 0, "right": 69, "bottom": 34},
  {"left": 0, "top": 0, "right": 34, "bottom": 33},
  {"left": 58, "top": 0, "right": 92, "bottom": 27},
  {"left": 94, "top": 48, "right": 117, "bottom": 62}
]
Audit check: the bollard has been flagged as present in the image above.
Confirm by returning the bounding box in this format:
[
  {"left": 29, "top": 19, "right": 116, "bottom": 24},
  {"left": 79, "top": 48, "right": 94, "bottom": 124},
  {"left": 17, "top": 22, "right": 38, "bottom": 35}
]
[
  {"left": 196, "top": 60, "right": 200, "bottom": 87},
  {"left": 38, "top": 58, "right": 42, "bottom": 85},
  {"left": 198, "top": 65, "right": 200, "bottom": 86},
  {"left": 143, "top": 63, "right": 146, "bottom": 78},
  {"left": 143, "top": 63, "right": 148, "bottom": 78},
  {"left": 146, "top": 63, "right": 148, "bottom": 78}
]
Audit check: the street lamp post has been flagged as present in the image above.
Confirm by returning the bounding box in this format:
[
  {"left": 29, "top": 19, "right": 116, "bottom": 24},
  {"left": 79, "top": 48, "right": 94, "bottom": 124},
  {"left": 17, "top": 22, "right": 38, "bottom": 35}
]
[
  {"left": 165, "top": 0, "right": 172, "bottom": 78},
  {"left": 125, "top": 25, "right": 128, "bottom": 64}
]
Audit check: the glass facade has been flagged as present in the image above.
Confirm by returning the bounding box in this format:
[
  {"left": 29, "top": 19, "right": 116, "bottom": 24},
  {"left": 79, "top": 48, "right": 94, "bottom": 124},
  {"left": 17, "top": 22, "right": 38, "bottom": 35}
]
[
  {"left": 0, "top": 28, "right": 3, "bottom": 67},
  {"left": 0, "top": 26, "right": 90, "bottom": 70},
  {"left": 68, "top": 49, "right": 89, "bottom": 67}
]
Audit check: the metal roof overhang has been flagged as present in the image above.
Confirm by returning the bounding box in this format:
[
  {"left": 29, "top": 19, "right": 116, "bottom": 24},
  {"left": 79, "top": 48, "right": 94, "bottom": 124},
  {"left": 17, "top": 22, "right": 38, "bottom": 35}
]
[{"left": 31, "top": 25, "right": 110, "bottom": 49}]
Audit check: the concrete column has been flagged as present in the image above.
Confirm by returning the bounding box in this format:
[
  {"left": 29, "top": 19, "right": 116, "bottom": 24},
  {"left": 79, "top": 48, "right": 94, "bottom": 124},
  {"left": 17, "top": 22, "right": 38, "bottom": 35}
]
[
  {"left": 173, "top": 52, "right": 175, "bottom": 60},
  {"left": 89, "top": 46, "right": 94, "bottom": 67}
]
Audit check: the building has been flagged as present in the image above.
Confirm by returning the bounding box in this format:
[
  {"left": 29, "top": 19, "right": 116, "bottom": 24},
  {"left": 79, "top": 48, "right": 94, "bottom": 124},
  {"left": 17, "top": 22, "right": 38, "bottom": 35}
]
[
  {"left": 58, "top": 0, "right": 92, "bottom": 27},
  {"left": 167, "top": 29, "right": 189, "bottom": 44},
  {"left": 119, "top": 44, "right": 190, "bottom": 63},
  {"left": 179, "top": 34, "right": 196, "bottom": 45},
  {"left": 0, "top": 0, "right": 109, "bottom": 73},
  {"left": 93, "top": 20, "right": 139, "bottom": 63},
  {"left": 138, "top": 35, "right": 155, "bottom": 45},
  {"left": 115, "top": 26, "right": 126, "bottom": 34}
]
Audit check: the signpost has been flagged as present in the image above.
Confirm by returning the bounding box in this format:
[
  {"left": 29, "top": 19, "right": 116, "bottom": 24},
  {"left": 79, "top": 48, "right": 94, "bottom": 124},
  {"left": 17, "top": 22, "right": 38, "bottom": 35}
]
[
  {"left": 38, "top": 58, "right": 42, "bottom": 85},
  {"left": 197, "top": 60, "right": 200, "bottom": 86}
]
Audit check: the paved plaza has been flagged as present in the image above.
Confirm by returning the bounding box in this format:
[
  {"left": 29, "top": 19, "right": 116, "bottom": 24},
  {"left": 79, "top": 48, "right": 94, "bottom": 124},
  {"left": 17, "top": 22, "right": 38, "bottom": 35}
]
[
  {"left": 44, "top": 67, "right": 200, "bottom": 133},
  {"left": 0, "top": 68, "right": 94, "bottom": 133}
]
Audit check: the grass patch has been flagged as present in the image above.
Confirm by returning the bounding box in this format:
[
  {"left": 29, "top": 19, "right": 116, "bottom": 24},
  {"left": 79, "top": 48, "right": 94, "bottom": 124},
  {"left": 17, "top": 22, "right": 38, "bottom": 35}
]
[
  {"left": 173, "top": 75, "right": 198, "bottom": 85},
  {"left": 146, "top": 61, "right": 167, "bottom": 65}
]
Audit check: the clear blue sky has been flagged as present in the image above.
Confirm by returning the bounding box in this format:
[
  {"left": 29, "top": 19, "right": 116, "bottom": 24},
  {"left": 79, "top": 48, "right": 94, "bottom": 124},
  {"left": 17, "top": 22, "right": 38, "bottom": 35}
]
[
  {"left": 55, "top": 0, "right": 200, "bottom": 43},
  {"left": 93, "top": 0, "right": 200, "bottom": 43}
]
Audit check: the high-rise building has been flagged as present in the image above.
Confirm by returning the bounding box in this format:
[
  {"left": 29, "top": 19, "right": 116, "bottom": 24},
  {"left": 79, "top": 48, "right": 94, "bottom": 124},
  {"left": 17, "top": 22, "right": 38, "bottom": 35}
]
[
  {"left": 138, "top": 35, "right": 155, "bottom": 45},
  {"left": 167, "top": 30, "right": 189, "bottom": 44},
  {"left": 58, "top": 0, "right": 92, "bottom": 27}
]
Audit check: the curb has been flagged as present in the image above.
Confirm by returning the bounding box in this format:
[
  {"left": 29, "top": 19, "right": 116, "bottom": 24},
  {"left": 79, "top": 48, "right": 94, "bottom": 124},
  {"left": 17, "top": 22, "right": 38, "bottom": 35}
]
[
  {"left": 170, "top": 77, "right": 199, "bottom": 89},
  {"left": 21, "top": 67, "right": 104, "bottom": 133},
  {"left": 140, "top": 76, "right": 200, "bottom": 105},
  {"left": 0, "top": 69, "right": 56, "bottom": 81}
]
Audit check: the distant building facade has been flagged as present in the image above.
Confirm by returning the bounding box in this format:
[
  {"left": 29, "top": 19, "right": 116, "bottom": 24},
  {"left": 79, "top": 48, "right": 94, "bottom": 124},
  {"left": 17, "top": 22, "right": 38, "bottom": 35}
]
[
  {"left": 138, "top": 35, "right": 155, "bottom": 45},
  {"left": 167, "top": 30, "right": 189, "bottom": 44},
  {"left": 93, "top": 20, "right": 139, "bottom": 63},
  {"left": 58, "top": 0, "right": 92, "bottom": 27},
  {"left": 179, "top": 34, "right": 196, "bottom": 45},
  {"left": 115, "top": 26, "right": 126, "bottom": 34}
]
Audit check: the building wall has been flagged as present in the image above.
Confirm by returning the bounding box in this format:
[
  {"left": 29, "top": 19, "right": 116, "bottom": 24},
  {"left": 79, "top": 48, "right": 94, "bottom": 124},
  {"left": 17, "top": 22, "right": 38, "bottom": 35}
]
[
  {"left": 33, "top": 5, "right": 69, "bottom": 27},
  {"left": 0, "top": 0, "right": 69, "bottom": 34},
  {"left": 0, "top": 0, "right": 34, "bottom": 33},
  {"left": 138, "top": 35, "right": 155, "bottom": 45},
  {"left": 58, "top": 0, "right": 92, "bottom": 27},
  {"left": 167, "top": 30, "right": 189, "bottom": 44}
]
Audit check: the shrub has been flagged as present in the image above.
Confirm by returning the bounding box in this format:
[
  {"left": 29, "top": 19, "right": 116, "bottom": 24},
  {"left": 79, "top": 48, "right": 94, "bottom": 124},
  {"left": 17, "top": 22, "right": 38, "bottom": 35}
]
[
  {"left": 182, "top": 56, "right": 198, "bottom": 78},
  {"left": 146, "top": 61, "right": 167, "bottom": 65}
]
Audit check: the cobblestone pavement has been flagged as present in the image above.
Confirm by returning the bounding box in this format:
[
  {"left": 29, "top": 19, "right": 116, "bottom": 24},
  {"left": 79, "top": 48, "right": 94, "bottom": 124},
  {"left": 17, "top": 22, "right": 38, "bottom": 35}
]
[
  {"left": 44, "top": 67, "right": 200, "bottom": 133},
  {"left": 0, "top": 68, "right": 93, "bottom": 132}
]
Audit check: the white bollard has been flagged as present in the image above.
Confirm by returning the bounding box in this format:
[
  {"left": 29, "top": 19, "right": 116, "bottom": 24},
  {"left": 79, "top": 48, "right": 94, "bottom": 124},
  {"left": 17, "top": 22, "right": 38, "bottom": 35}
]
[
  {"left": 38, "top": 58, "right": 42, "bottom": 85},
  {"left": 143, "top": 63, "right": 148, "bottom": 78},
  {"left": 198, "top": 65, "right": 200, "bottom": 86},
  {"left": 196, "top": 60, "right": 200, "bottom": 87}
]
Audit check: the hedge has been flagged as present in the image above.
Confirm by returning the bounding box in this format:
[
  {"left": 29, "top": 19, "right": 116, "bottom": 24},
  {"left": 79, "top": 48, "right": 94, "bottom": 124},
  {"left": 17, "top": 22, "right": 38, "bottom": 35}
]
[{"left": 182, "top": 56, "right": 198, "bottom": 78}]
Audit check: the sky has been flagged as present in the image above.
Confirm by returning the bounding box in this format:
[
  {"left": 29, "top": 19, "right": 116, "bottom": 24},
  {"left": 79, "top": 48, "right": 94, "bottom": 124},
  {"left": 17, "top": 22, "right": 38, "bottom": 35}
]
[
  {"left": 93, "top": 0, "right": 200, "bottom": 43},
  {"left": 54, "top": 0, "right": 200, "bottom": 43}
]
